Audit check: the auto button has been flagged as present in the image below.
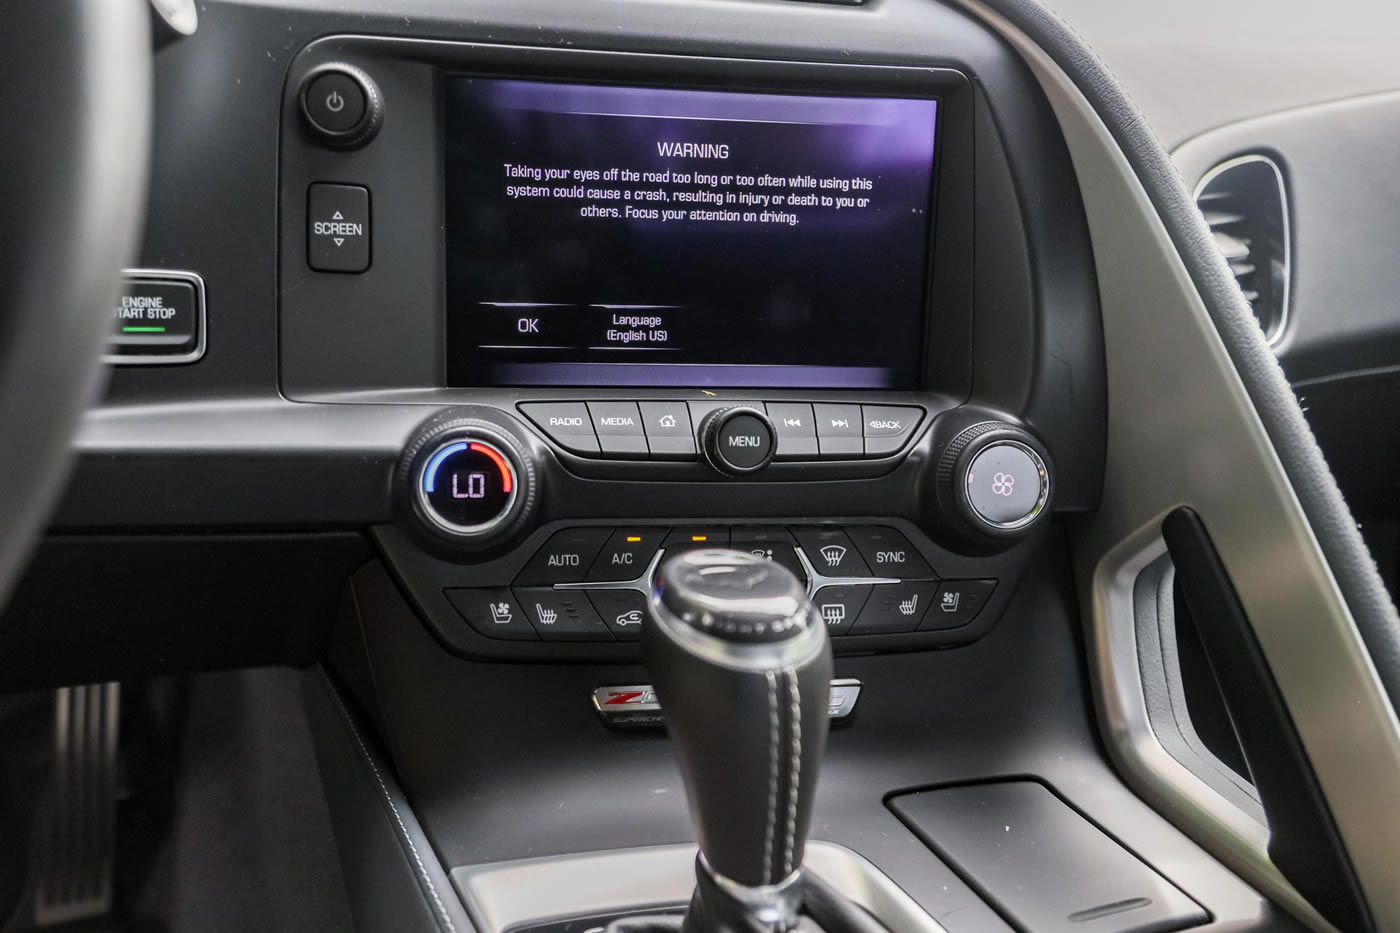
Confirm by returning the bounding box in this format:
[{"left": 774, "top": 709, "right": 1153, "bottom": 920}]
[{"left": 516, "top": 528, "right": 612, "bottom": 585}]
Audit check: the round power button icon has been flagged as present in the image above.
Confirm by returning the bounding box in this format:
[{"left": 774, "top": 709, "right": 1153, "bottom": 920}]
[{"left": 299, "top": 64, "right": 381, "bottom": 148}]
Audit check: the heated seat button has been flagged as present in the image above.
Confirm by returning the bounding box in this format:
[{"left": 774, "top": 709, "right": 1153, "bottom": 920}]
[
  {"left": 588, "top": 589, "right": 649, "bottom": 641},
  {"left": 850, "top": 582, "right": 940, "bottom": 635},
  {"left": 587, "top": 528, "right": 666, "bottom": 582},
  {"left": 846, "top": 527, "right": 935, "bottom": 579},
  {"left": 516, "top": 528, "right": 613, "bottom": 585},
  {"left": 587, "top": 402, "right": 648, "bottom": 460},
  {"left": 639, "top": 402, "right": 696, "bottom": 460},
  {"left": 308, "top": 183, "right": 370, "bottom": 273},
  {"left": 792, "top": 527, "right": 871, "bottom": 578},
  {"left": 862, "top": 405, "right": 924, "bottom": 457},
  {"left": 921, "top": 579, "right": 998, "bottom": 630},
  {"left": 813, "top": 404, "right": 864, "bottom": 459},
  {"left": 810, "top": 584, "right": 872, "bottom": 637},
  {"left": 514, "top": 588, "right": 613, "bottom": 641},
  {"left": 108, "top": 274, "right": 202, "bottom": 360},
  {"left": 730, "top": 527, "right": 807, "bottom": 584},
  {"left": 519, "top": 402, "right": 600, "bottom": 456},
  {"left": 444, "top": 588, "right": 537, "bottom": 641},
  {"left": 765, "top": 403, "right": 818, "bottom": 460}
]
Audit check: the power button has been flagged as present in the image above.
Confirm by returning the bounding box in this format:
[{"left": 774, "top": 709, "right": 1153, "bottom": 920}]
[{"left": 299, "top": 64, "right": 383, "bottom": 148}]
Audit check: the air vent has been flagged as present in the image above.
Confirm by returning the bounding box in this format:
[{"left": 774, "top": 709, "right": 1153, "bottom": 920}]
[{"left": 1194, "top": 155, "right": 1290, "bottom": 344}]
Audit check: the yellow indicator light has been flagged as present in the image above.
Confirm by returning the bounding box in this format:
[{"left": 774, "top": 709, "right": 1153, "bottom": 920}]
[
  {"left": 626, "top": 536, "right": 642, "bottom": 543},
  {"left": 691, "top": 535, "right": 708, "bottom": 542}
]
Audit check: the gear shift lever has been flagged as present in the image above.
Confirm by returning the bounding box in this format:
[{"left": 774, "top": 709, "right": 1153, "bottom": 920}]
[{"left": 645, "top": 549, "right": 833, "bottom": 931}]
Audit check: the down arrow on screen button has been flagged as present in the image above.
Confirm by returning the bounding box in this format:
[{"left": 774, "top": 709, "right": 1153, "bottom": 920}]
[{"left": 308, "top": 182, "right": 370, "bottom": 273}]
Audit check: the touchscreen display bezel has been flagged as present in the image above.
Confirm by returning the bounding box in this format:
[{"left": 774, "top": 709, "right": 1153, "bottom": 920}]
[{"left": 438, "top": 61, "right": 973, "bottom": 396}]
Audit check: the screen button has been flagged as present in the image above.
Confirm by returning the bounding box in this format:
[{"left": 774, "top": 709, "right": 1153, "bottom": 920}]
[
  {"left": 587, "top": 527, "right": 666, "bottom": 582},
  {"left": 791, "top": 527, "right": 872, "bottom": 577},
  {"left": 520, "top": 402, "right": 601, "bottom": 456},
  {"left": 814, "top": 404, "right": 863, "bottom": 459},
  {"left": 516, "top": 527, "right": 613, "bottom": 586},
  {"left": 846, "top": 527, "right": 935, "bottom": 579},
  {"left": 444, "top": 588, "right": 537, "bottom": 641},
  {"left": 765, "top": 403, "right": 818, "bottom": 460},
  {"left": 639, "top": 402, "right": 695, "bottom": 460},
  {"left": 862, "top": 405, "right": 924, "bottom": 457},
  {"left": 307, "top": 183, "right": 370, "bottom": 273},
  {"left": 587, "top": 402, "right": 648, "bottom": 460}
]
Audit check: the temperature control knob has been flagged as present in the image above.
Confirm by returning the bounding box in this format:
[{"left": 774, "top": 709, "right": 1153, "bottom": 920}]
[
  {"left": 699, "top": 407, "right": 777, "bottom": 476},
  {"left": 935, "top": 422, "right": 1052, "bottom": 547},
  {"left": 400, "top": 414, "right": 538, "bottom": 547}
]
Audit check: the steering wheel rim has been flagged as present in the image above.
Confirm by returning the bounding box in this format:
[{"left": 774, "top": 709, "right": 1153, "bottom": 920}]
[{"left": 0, "top": 0, "right": 151, "bottom": 607}]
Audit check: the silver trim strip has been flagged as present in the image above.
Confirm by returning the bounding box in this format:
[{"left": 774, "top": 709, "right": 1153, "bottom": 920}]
[
  {"left": 591, "top": 678, "right": 862, "bottom": 724},
  {"left": 451, "top": 842, "right": 947, "bottom": 933},
  {"left": 1191, "top": 154, "right": 1291, "bottom": 346},
  {"left": 104, "top": 268, "right": 207, "bottom": 366}
]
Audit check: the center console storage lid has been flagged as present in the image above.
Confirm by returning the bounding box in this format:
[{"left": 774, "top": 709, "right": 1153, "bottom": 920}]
[{"left": 889, "top": 782, "right": 1208, "bottom": 933}]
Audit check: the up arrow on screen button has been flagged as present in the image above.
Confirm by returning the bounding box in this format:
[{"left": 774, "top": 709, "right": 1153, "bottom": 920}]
[{"left": 307, "top": 183, "right": 370, "bottom": 273}]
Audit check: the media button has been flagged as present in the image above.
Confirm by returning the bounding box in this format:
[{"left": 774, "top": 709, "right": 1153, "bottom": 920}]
[
  {"left": 862, "top": 405, "right": 924, "bottom": 457},
  {"left": 810, "top": 584, "right": 872, "bottom": 637},
  {"left": 587, "top": 401, "right": 648, "bottom": 460},
  {"left": 765, "top": 403, "right": 818, "bottom": 460},
  {"left": 520, "top": 402, "right": 600, "bottom": 456},
  {"left": 639, "top": 401, "right": 696, "bottom": 460},
  {"left": 587, "top": 527, "right": 666, "bottom": 582},
  {"left": 814, "top": 404, "right": 863, "bottom": 459},
  {"left": 516, "top": 527, "right": 613, "bottom": 586},
  {"left": 846, "top": 526, "right": 935, "bottom": 579},
  {"left": 791, "top": 527, "right": 872, "bottom": 578}
]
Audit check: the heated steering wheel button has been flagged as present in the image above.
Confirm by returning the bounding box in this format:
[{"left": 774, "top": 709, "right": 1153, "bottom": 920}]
[
  {"left": 516, "top": 528, "right": 612, "bottom": 585},
  {"left": 792, "top": 527, "right": 871, "bottom": 577},
  {"left": 308, "top": 183, "right": 370, "bottom": 273},
  {"left": 588, "top": 590, "right": 649, "bottom": 641},
  {"left": 513, "top": 588, "right": 613, "bottom": 641},
  {"left": 444, "top": 588, "right": 537, "bottom": 641},
  {"left": 921, "top": 579, "right": 997, "bottom": 630}
]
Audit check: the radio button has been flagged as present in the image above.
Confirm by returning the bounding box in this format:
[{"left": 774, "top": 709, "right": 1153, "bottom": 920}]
[
  {"left": 792, "top": 527, "right": 871, "bottom": 577},
  {"left": 444, "top": 588, "right": 537, "bottom": 641},
  {"left": 514, "top": 588, "right": 613, "bottom": 641},
  {"left": 813, "top": 404, "right": 864, "bottom": 459},
  {"left": 516, "top": 527, "right": 612, "bottom": 585},
  {"left": 520, "top": 402, "right": 601, "bottom": 456},
  {"left": 862, "top": 405, "right": 924, "bottom": 457},
  {"left": 587, "top": 401, "right": 648, "bottom": 460},
  {"left": 847, "top": 527, "right": 935, "bottom": 579},
  {"left": 765, "top": 403, "right": 818, "bottom": 460},
  {"left": 639, "top": 402, "right": 696, "bottom": 460},
  {"left": 587, "top": 527, "right": 666, "bottom": 582},
  {"left": 850, "top": 581, "right": 941, "bottom": 635}
]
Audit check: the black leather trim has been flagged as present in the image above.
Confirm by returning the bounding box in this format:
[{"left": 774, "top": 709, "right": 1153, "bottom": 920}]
[
  {"left": 0, "top": 0, "right": 149, "bottom": 608},
  {"left": 303, "top": 667, "right": 475, "bottom": 933},
  {"left": 961, "top": 0, "right": 1400, "bottom": 715}
]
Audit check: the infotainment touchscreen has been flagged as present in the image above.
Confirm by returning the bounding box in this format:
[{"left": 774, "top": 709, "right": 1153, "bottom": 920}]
[{"left": 444, "top": 78, "right": 938, "bottom": 389}]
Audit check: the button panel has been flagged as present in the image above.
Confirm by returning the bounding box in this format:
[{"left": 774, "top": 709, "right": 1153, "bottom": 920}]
[
  {"left": 460, "top": 523, "right": 998, "bottom": 643},
  {"left": 517, "top": 401, "right": 923, "bottom": 462}
]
